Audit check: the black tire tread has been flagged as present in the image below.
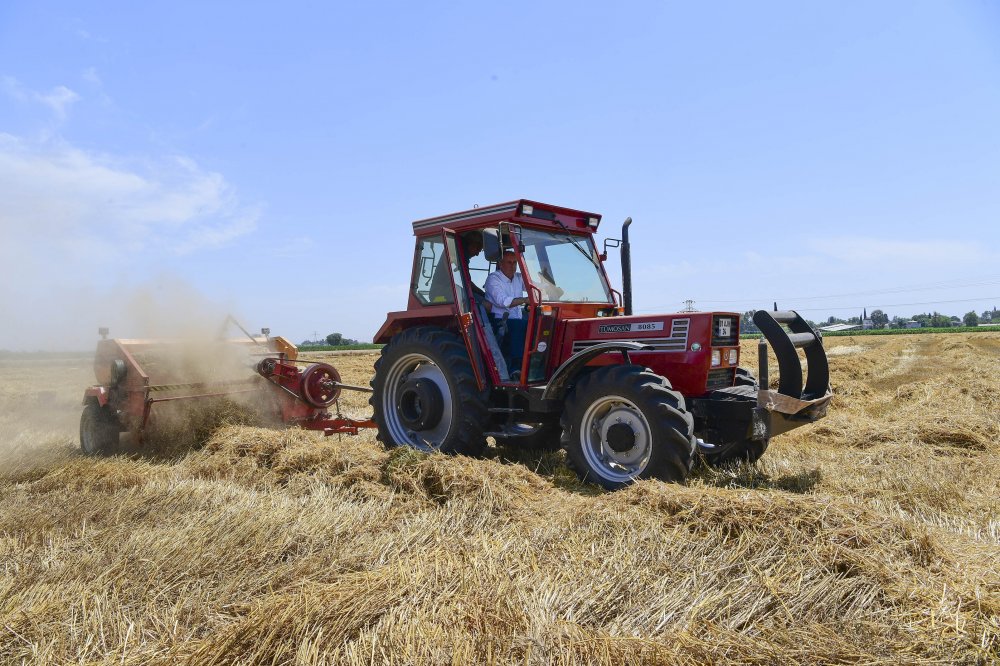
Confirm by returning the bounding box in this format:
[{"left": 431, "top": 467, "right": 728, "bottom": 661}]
[
  {"left": 370, "top": 326, "right": 489, "bottom": 456},
  {"left": 80, "top": 402, "right": 119, "bottom": 456},
  {"left": 560, "top": 365, "right": 696, "bottom": 489}
]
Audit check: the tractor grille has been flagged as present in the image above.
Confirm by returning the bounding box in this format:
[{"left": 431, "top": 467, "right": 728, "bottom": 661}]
[
  {"left": 572, "top": 318, "right": 690, "bottom": 354},
  {"left": 711, "top": 315, "right": 739, "bottom": 347},
  {"left": 707, "top": 368, "right": 735, "bottom": 391}
]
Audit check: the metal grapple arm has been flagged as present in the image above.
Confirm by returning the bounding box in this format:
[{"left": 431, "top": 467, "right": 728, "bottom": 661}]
[{"left": 751, "top": 309, "right": 832, "bottom": 438}]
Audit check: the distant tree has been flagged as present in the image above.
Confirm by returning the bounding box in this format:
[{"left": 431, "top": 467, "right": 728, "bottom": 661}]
[
  {"left": 325, "top": 332, "right": 359, "bottom": 346},
  {"left": 964, "top": 311, "right": 979, "bottom": 327},
  {"left": 911, "top": 313, "right": 931, "bottom": 328},
  {"left": 929, "top": 312, "right": 952, "bottom": 328},
  {"left": 741, "top": 311, "right": 759, "bottom": 334},
  {"left": 869, "top": 309, "right": 889, "bottom": 328}
]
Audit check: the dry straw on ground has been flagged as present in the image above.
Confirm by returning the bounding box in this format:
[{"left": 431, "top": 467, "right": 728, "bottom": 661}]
[{"left": 1, "top": 335, "right": 998, "bottom": 664}]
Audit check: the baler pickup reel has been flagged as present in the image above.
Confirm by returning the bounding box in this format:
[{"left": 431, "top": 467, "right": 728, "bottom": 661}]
[{"left": 751, "top": 309, "right": 833, "bottom": 439}]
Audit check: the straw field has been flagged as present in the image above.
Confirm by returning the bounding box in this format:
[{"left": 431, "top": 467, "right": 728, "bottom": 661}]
[{"left": 1, "top": 334, "right": 998, "bottom": 664}]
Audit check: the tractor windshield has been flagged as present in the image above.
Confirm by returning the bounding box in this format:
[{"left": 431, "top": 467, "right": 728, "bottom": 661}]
[{"left": 519, "top": 228, "right": 613, "bottom": 303}]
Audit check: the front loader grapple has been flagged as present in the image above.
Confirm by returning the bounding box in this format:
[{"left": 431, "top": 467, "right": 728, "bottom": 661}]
[
  {"left": 690, "top": 309, "right": 832, "bottom": 465},
  {"left": 752, "top": 309, "right": 832, "bottom": 438}
]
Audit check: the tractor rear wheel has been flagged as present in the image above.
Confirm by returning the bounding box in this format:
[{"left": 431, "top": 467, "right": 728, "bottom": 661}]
[
  {"left": 80, "top": 402, "right": 120, "bottom": 456},
  {"left": 561, "top": 365, "right": 695, "bottom": 490},
  {"left": 370, "top": 327, "right": 488, "bottom": 456}
]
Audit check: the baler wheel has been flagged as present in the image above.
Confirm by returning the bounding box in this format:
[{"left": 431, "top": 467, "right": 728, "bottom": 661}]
[
  {"left": 561, "top": 365, "right": 695, "bottom": 490},
  {"left": 301, "top": 363, "right": 342, "bottom": 407},
  {"left": 370, "top": 326, "right": 488, "bottom": 456},
  {"left": 80, "top": 403, "right": 120, "bottom": 456}
]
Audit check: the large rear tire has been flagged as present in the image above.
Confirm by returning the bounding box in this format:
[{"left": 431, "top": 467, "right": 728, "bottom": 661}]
[
  {"left": 80, "top": 402, "right": 119, "bottom": 456},
  {"left": 561, "top": 365, "right": 695, "bottom": 490},
  {"left": 370, "top": 327, "right": 488, "bottom": 456}
]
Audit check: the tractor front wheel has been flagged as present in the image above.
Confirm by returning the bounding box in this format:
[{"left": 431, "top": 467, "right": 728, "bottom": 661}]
[
  {"left": 370, "top": 327, "right": 488, "bottom": 456},
  {"left": 80, "top": 402, "right": 120, "bottom": 456},
  {"left": 561, "top": 365, "right": 695, "bottom": 490}
]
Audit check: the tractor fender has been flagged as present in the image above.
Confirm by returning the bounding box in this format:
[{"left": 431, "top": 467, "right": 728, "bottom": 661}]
[
  {"left": 374, "top": 308, "right": 456, "bottom": 344},
  {"left": 541, "top": 342, "right": 652, "bottom": 402},
  {"left": 82, "top": 385, "right": 109, "bottom": 407}
]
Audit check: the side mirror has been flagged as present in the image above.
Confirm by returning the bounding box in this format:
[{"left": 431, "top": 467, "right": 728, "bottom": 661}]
[{"left": 602, "top": 238, "right": 622, "bottom": 261}]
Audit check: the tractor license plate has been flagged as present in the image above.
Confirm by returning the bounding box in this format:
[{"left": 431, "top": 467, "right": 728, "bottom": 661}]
[{"left": 717, "top": 319, "right": 731, "bottom": 338}]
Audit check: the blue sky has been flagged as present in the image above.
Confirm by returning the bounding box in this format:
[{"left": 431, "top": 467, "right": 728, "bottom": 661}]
[{"left": 2, "top": 1, "right": 999, "bottom": 350}]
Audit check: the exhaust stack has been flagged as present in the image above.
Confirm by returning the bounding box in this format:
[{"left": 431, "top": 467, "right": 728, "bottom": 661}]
[{"left": 621, "top": 217, "right": 633, "bottom": 316}]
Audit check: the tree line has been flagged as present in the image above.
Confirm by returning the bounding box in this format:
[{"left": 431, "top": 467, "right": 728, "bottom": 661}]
[
  {"left": 741, "top": 307, "right": 998, "bottom": 333},
  {"left": 299, "top": 332, "right": 360, "bottom": 347}
]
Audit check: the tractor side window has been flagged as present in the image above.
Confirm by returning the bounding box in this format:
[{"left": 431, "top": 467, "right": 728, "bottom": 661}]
[
  {"left": 467, "top": 243, "right": 492, "bottom": 290},
  {"left": 469, "top": 228, "right": 500, "bottom": 290},
  {"left": 413, "top": 237, "right": 454, "bottom": 305}
]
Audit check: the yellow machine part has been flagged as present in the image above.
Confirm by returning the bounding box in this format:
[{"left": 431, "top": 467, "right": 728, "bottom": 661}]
[{"left": 268, "top": 336, "right": 297, "bottom": 360}]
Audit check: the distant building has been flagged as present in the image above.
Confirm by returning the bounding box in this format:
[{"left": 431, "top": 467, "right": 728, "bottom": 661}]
[
  {"left": 819, "top": 323, "right": 861, "bottom": 332},
  {"left": 903, "top": 320, "right": 921, "bottom": 329},
  {"left": 862, "top": 319, "right": 873, "bottom": 330}
]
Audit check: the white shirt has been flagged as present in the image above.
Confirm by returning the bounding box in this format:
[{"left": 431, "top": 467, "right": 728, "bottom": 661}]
[{"left": 484, "top": 270, "right": 525, "bottom": 320}]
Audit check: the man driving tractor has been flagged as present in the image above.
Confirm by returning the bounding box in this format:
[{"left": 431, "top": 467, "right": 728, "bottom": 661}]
[{"left": 485, "top": 250, "right": 528, "bottom": 375}]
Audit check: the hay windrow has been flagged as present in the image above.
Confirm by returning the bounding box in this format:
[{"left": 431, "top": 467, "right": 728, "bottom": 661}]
[{"left": 1, "top": 336, "right": 999, "bottom": 664}]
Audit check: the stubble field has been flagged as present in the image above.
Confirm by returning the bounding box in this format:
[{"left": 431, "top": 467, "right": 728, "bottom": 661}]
[{"left": 1, "top": 333, "right": 998, "bottom": 664}]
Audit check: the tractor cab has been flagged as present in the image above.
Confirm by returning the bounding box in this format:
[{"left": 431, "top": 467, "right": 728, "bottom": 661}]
[{"left": 375, "top": 200, "right": 618, "bottom": 390}]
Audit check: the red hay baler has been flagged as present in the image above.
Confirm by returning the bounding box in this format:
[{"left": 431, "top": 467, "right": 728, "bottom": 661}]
[{"left": 80, "top": 322, "right": 374, "bottom": 454}]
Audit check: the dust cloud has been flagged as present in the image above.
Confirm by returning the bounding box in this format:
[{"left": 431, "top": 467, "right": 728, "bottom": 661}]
[{"left": 0, "top": 276, "right": 271, "bottom": 465}]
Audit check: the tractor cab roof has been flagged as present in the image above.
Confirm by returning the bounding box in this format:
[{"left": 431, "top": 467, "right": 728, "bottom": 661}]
[{"left": 411, "top": 199, "right": 602, "bottom": 236}]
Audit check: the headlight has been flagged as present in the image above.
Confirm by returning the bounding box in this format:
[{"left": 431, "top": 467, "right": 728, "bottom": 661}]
[
  {"left": 711, "top": 350, "right": 721, "bottom": 367},
  {"left": 728, "top": 349, "right": 738, "bottom": 365}
]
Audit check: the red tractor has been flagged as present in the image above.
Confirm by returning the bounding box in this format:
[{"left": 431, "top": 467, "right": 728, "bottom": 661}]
[{"left": 371, "top": 200, "right": 832, "bottom": 489}]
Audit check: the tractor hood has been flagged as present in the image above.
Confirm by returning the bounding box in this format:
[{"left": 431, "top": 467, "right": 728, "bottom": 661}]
[{"left": 561, "top": 312, "right": 741, "bottom": 355}]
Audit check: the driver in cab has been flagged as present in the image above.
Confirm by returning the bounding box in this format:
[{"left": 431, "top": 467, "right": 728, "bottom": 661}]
[{"left": 485, "top": 250, "right": 528, "bottom": 376}]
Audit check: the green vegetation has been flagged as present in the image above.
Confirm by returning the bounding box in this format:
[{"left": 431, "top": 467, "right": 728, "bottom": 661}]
[
  {"left": 298, "top": 343, "right": 383, "bottom": 351},
  {"left": 743, "top": 324, "right": 1000, "bottom": 339}
]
